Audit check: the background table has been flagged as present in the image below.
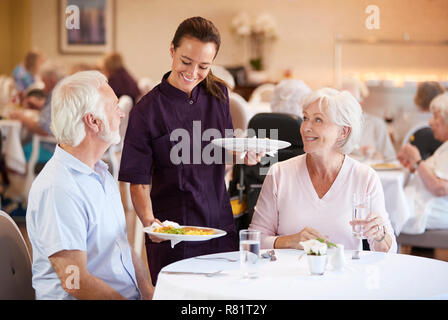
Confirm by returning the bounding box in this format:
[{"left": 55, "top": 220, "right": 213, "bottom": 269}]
[
  {"left": 0, "top": 120, "right": 26, "bottom": 174},
  {"left": 154, "top": 249, "right": 448, "bottom": 300}
]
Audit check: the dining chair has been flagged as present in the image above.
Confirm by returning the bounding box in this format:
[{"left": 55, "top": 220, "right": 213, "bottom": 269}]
[
  {"left": 0, "top": 128, "right": 10, "bottom": 188},
  {"left": 401, "top": 122, "right": 429, "bottom": 148},
  {"left": 397, "top": 229, "right": 448, "bottom": 254},
  {"left": 412, "top": 126, "right": 443, "bottom": 160},
  {"left": 247, "top": 112, "right": 304, "bottom": 161},
  {"left": 228, "top": 92, "right": 249, "bottom": 137},
  {"left": 211, "top": 65, "right": 235, "bottom": 90},
  {"left": 23, "top": 134, "right": 57, "bottom": 202},
  {"left": 248, "top": 83, "right": 276, "bottom": 105},
  {"left": 0, "top": 210, "right": 35, "bottom": 299},
  {"left": 137, "top": 77, "right": 155, "bottom": 102},
  {"left": 401, "top": 122, "right": 442, "bottom": 160}
]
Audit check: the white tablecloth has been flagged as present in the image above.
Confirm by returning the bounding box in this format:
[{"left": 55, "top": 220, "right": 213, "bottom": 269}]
[
  {"left": 376, "top": 169, "right": 410, "bottom": 235},
  {"left": 0, "top": 120, "right": 26, "bottom": 174},
  {"left": 154, "top": 249, "right": 448, "bottom": 300}
]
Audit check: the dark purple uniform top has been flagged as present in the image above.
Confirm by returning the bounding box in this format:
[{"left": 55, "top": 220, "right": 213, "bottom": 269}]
[{"left": 118, "top": 72, "right": 238, "bottom": 284}]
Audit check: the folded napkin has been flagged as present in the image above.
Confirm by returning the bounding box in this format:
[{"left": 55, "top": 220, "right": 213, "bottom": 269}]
[
  {"left": 148, "top": 220, "right": 180, "bottom": 230},
  {"left": 149, "top": 220, "right": 183, "bottom": 248}
]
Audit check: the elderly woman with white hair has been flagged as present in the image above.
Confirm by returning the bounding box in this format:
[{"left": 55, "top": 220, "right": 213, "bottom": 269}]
[
  {"left": 398, "top": 92, "right": 448, "bottom": 233},
  {"left": 249, "top": 88, "right": 397, "bottom": 252},
  {"left": 270, "top": 79, "right": 311, "bottom": 115}
]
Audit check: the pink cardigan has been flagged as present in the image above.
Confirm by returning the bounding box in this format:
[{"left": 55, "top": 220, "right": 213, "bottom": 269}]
[{"left": 249, "top": 154, "right": 397, "bottom": 252}]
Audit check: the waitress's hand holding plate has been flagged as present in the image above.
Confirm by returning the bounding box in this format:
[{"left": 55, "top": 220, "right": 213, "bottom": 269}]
[
  {"left": 143, "top": 220, "right": 227, "bottom": 248},
  {"left": 146, "top": 218, "right": 167, "bottom": 243},
  {"left": 212, "top": 137, "right": 290, "bottom": 165},
  {"left": 236, "top": 149, "right": 266, "bottom": 166}
]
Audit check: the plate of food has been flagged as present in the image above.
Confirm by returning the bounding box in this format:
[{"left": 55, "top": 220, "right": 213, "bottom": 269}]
[
  {"left": 211, "top": 137, "right": 291, "bottom": 155},
  {"left": 143, "top": 220, "right": 227, "bottom": 248},
  {"left": 370, "top": 162, "right": 402, "bottom": 171}
]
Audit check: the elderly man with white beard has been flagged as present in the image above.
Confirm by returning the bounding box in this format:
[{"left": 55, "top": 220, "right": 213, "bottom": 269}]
[{"left": 25, "top": 71, "right": 154, "bottom": 300}]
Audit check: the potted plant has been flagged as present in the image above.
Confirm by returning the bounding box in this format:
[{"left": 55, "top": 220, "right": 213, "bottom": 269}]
[{"left": 300, "top": 238, "right": 337, "bottom": 275}]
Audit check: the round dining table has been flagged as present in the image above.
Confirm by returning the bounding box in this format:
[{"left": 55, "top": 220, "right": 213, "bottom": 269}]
[
  {"left": 0, "top": 119, "right": 26, "bottom": 174},
  {"left": 153, "top": 249, "right": 448, "bottom": 300}
]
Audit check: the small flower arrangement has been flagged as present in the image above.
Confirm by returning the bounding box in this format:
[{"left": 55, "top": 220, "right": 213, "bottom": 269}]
[
  {"left": 300, "top": 238, "right": 337, "bottom": 256},
  {"left": 231, "top": 12, "right": 278, "bottom": 71},
  {"left": 231, "top": 13, "right": 251, "bottom": 37},
  {"left": 252, "top": 13, "right": 278, "bottom": 39},
  {"left": 231, "top": 13, "right": 278, "bottom": 39}
]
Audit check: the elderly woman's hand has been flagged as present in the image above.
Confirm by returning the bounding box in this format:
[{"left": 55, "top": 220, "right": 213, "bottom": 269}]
[
  {"left": 274, "top": 227, "right": 327, "bottom": 249},
  {"left": 398, "top": 143, "right": 422, "bottom": 171},
  {"left": 350, "top": 211, "right": 386, "bottom": 242}
]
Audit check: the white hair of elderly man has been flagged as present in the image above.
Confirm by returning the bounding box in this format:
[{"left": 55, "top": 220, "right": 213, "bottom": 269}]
[{"left": 50, "top": 70, "right": 112, "bottom": 147}]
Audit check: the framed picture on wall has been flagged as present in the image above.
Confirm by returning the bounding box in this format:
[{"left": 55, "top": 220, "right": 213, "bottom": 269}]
[{"left": 58, "top": 0, "right": 115, "bottom": 54}]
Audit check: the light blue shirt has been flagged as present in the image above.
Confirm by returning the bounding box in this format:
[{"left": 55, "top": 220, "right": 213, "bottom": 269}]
[
  {"left": 26, "top": 146, "right": 140, "bottom": 300},
  {"left": 13, "top": 64, "right": 34, "bottom": 92}
]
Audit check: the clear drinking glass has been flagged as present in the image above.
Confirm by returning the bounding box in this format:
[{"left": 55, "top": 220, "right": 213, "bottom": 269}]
[
  {"left": 351, "top": 193, "right": 370, "bottom": 259},
  {"left": 352, "top": 193, "right": 371, "bottom": 239},
  {"left": 239, "top": 229, "right": 260, "bottom": 279}
]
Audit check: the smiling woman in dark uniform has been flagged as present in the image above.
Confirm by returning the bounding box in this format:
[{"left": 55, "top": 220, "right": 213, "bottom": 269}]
[{"left": 118, "top": 16, "right": 261, "bottom": 284}]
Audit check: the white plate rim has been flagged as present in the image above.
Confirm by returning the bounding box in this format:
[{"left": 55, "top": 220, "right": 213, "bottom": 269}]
[
  {"left": 143, "top": 225, "right": 227, "bottom": 242},
  {"left": 211, "top": 137, "right": 291, "bottom": 152},
  {"left": 370, "top": 163, "right": 403, "bottom": 171}
]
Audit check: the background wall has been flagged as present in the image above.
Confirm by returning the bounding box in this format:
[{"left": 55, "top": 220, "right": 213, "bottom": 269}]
[
  {"left": 21, "top": 0, "right": 448, "bottom": 89},
  {"left": 0, "top": 1, "right": 12, "bottom": 75},
  {"left": 0, "top": 0, "right": 31, "bottom": 75}
]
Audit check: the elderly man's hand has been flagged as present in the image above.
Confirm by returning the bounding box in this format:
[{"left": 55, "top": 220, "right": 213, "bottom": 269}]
[
  {"left": 141, "top": 285, "right": 155, "bottom": 300},
  {"left": 398, "top": 143, "right": 421, "bottom": 171}
]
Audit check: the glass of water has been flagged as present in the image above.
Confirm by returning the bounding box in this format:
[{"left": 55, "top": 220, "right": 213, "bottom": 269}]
[
  {"left": 352, "top": 193, "right": 371, "bottom": 239},
  {"left": 351, "top": 193, "right": 370, "bottom": 259},
  {"left": 239, "top": 229, "right": 260, "bottom": 279}
]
